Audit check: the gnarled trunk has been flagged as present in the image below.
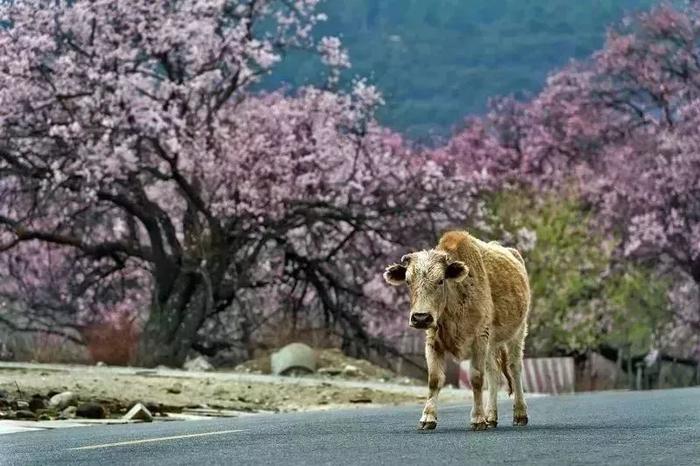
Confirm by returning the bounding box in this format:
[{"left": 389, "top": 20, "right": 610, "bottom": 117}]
[{"left": 135, "top": 266, "right": 220, "bottom": 367}]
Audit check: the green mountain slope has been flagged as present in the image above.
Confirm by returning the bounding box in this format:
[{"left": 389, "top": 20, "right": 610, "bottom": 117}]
[{"left": 267, "top": 0, "right": 660, "bottom": 139}]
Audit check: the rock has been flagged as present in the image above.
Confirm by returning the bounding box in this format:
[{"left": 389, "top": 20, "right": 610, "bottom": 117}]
[
  {"left": 209, "top": 348, "right": 248, "bottom": 368},
  {"left": 123, "top": 403, "right": 153, "bottom": 422},
  {"left": 183, "top": 355, "right": 213, "bottom": 372},
  {"left": 59, "top": 406, "right": 77, "bottom": 419},
  {"left": 271, "top": 343, "right": 316, "bottom": 376},
  {"left": 0, "top": 389, "right": 8, "bottom": 399},
  {"left": 342, "top": 364, "right": 361, "bottom": 377},
  {"left": 76, "top": 402, "right": 106, "bottom": 419},
  {"left": 143, "top": 401, "right": 162, "bottom": 414},
  {"left": 16, "top": 400, "right": 29, "bottom": 410},
  {"left": 318, "top": 367, "right": 343, "bottom": 376},
  {"left": 49, "top": 391, "right": 77, "bottom": 410},
  {"left": 28, "top": 396, "right": 47, "bottom": 412},
  {"left": 15, "top": 409, "right": 36, "bottom": 419},
  {"left": 166, "top": 382, "right": 183, "bottom": 394},
  {"left": 349, "top": 397, "right": 373, "bottom": 404}
]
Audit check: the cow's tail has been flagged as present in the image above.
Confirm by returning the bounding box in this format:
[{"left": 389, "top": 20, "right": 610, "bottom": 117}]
[{"left": 499, "top": 345, "right": 514, "bottom": 397}]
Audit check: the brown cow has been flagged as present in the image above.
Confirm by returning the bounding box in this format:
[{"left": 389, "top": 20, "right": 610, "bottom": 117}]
[{"left": 384, "top": 230, "right": 530, "bottom": 431}]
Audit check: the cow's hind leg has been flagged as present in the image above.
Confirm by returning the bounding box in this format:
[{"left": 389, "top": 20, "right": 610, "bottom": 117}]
[
  {"left": 419, "top": 336, "right": 445, "bottom": 430},
  {"left": 485, "top": 349, "right": 501, "bottom": 428},
  {"left": 507, "top": 331, "right": 529, "bottom": 426},
  {"left": 469, "top": 330, "right": 489, "bottom": 431}
]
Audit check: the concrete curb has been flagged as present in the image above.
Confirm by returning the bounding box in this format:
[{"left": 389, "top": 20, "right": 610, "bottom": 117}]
[{"left": 0, "top": 418, "right": 143, "bottom": 435}]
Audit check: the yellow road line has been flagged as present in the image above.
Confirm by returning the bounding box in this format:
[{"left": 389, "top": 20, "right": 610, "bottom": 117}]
[{"left": 69, "top": 429, "right": 245, "bottom": 450}]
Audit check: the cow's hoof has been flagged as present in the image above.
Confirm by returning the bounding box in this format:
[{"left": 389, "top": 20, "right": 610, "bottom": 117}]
[
  {"left": 418, "top": 421, "right": 437, "bottom": 430},
  {"left": 486, "top": 420, "right": 498, "bottom": 429},
  {"left": 471, "top": 421, "right": 488, "bottom": 431},
  {"left": 513, "top": 415, "right": 529, "bottom": 426}
]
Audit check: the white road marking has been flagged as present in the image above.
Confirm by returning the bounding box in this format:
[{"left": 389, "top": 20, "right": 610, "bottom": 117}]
[{"left": 68, "top": 429, "right": 245, "bottom": 450}]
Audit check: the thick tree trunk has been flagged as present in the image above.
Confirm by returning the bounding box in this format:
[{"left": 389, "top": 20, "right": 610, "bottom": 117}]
[
  {"left": 136, "top": 311, "right": 194, "bottom": 368},
  {"left": 691, "top": 260, "right": 700, "bottom": 285},
  {"left": 135, "top": 272, "right": 215, "bottom": 368}
]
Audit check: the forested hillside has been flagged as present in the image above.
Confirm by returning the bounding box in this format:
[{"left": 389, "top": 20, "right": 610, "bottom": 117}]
[{"left": 266, "top": 0, "right": 660, "bottom": 138}]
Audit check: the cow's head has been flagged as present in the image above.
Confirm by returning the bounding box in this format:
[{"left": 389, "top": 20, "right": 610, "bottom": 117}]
[{"left": 383, "top": 250, "right": 469, "bottom": 329}]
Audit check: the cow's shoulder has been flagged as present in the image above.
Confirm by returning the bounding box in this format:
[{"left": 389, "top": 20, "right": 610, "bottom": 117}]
[{"left": 438, "top": 230, "right": 470, "bottom": 254}]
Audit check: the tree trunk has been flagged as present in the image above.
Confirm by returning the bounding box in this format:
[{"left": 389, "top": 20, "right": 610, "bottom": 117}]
[
  {"left": 627, "top": 348, "right": 634, "bottom": 389},
  {"left": 135, "top": 272, "right": 215, "bottom": 368}
]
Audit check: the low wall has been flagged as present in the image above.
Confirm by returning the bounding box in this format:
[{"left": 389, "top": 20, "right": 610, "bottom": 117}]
[{"left": 459, "top": 357, "right": 575, "bottom": 394}]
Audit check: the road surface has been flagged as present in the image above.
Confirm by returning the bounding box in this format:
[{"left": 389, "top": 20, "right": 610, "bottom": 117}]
[{"left": 1, "top": 387, "right": 698, "bottom": 465}]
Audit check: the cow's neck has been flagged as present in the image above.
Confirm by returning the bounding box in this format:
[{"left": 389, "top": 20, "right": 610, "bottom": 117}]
[{"left": 434, "top": 275, "right": 492, "bottom": 358}]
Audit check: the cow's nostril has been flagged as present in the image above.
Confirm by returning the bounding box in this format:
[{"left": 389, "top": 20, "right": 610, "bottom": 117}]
[{"left": 411, "top": 313, "right": 433, "bottom": 326}]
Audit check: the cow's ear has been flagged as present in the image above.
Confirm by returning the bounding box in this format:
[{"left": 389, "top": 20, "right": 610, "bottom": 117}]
[
  {"left": 445, "top": 261, "right": 469, "bottom": 282},
  {"left": 384, "top": 264, "right": 407, "bottom": 286}
]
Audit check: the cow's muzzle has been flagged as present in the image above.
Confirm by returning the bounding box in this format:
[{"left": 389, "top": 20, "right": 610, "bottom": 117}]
[{"left": 410, "top": 312, "right": 434, "bottom": 329}]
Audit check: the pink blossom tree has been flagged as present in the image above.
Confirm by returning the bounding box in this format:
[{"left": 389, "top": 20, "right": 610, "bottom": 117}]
[
  {"left": 534, "top": 5, "right": 700, "bottom": 346},
  {"left": 439, "top": 4, "right": 700, "bottom": 358},
  {"left": 0, "top": 0, "right": 469, "bottom": 366}
]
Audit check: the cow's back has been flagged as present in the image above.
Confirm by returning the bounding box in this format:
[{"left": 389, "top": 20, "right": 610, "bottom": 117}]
[{"left": 481, "top": 240, "right": 530, "bottom": 342}]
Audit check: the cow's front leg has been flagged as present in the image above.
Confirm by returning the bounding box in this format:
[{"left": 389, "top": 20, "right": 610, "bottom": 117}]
[
  {"left": 485, "top": 350, "right": 500, "bottom": 428},
  {"left": 470, "top": 330, "right": 489, "bottom": 431},
  {"left": 419, "top": 335, "right": 445, "bottom": 430}
]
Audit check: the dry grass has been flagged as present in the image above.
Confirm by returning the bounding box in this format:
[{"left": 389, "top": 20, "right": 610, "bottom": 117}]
[
  {"left": 6, "top": 333, "right": 89, "bottom": 364},
  {"left": 83, "top": 316, "right": 139, "bottom": 366}
]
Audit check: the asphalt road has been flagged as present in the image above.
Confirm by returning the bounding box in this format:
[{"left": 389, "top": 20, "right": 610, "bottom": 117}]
[{"left": 1, "top": 387, "right": 699, "bottom": 466}]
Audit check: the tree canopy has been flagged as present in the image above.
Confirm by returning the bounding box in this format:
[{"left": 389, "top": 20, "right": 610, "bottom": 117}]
[{"left": 0, "top": 0, "right": 472, "bottom": 366}]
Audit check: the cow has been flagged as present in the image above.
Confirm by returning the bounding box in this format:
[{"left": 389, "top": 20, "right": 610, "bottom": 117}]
[{"left": 384, "top": 230, "right": 530, "bottom": 431}]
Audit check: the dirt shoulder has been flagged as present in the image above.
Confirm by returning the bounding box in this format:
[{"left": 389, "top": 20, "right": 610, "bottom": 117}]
[{"left": 0, "top": 363, "right": 437, "bottom": 422}]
